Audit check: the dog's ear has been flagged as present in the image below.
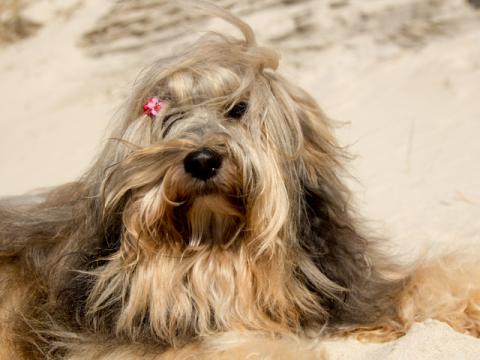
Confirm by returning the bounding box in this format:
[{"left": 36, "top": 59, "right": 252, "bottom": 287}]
[
  {"left": 292, "top": 87, "right": 350, "bottom": 222},
  {"left": 292, "top": 89, "right": 372, "bottom": 289},
  {"left": 265, "top": 74, "right": 355, "bottom": 257},
  {"left": 293, "top": 93, "right": 406, "bottom": 325}
]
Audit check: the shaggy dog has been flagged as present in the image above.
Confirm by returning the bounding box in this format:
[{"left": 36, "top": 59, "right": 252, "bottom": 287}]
[{"left": 1, "top": 5, "right": 479, "bottom": 360}]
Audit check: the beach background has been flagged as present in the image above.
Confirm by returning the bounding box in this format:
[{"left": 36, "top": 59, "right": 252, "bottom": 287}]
[{"left": 1, "top": 0, "right": 480, "bottom": 358}]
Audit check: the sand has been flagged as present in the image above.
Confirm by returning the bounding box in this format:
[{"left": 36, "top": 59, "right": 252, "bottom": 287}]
[{"left": 1, "top": 0, "right": 480, "bottom": 358}]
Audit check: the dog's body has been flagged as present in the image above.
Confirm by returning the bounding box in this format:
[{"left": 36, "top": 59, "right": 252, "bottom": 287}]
[{"left": 1, "top": 6, "right": 480, "bottom": 359}]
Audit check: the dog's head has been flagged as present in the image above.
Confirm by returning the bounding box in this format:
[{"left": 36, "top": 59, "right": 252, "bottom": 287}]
[{"left": 100, "top": 12, "right": 343, "bottom": 253}]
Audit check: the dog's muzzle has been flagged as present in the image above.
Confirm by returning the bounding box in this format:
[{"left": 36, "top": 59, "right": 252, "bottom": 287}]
[{"left": 183, "top": 148, "right": 223, "bottom": 181}]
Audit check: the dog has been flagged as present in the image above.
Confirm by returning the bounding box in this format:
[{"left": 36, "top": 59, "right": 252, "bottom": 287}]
[{"left": 1, "top": 4, "right": 480, "bottom": 360}]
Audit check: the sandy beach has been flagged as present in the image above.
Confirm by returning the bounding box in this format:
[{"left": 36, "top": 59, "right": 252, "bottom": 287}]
[{"left": 1, "top": 0, "right": 480, "bottom": 358}]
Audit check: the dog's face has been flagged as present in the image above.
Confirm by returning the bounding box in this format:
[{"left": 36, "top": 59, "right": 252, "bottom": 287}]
[
  {"left": 105, "top": 57, "right": 292, "bottom": 253},
  {"left": 82, "top": 20, "right": 349, "bottom": 345},
  {"left": 102, "top": 40, "right": 338, "bottom": 255}
]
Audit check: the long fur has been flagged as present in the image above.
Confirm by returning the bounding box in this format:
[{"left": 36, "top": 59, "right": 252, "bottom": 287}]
[{"left": 1, "top": 4, "right": 479, "bottom": 359}]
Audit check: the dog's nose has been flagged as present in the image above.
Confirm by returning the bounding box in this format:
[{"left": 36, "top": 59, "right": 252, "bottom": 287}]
[{"left": 183, "top": 149, "right": 222, "bottom": 181}]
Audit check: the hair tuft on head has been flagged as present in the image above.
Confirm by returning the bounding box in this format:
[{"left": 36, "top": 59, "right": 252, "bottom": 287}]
[{"left": 187, "top": 0, "right": 279, "bottom": 71}]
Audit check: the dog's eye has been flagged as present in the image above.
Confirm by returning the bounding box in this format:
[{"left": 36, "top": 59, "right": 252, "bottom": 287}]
[
  {"left": 162, "top": 112, "right": 184, "bottom": 136},
  {"left": 227, "top": 102, "right": 248, "bottom": 119}
]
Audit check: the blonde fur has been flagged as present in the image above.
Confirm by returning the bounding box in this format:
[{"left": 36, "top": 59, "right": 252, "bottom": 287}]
[{"left": 1, "top": 3, "right": 480, "bottom": 359}]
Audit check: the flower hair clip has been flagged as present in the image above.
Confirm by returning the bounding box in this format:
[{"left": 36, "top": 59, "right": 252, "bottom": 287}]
[{"left": 143, "top": 97, "right": 164, "bottom": 119}]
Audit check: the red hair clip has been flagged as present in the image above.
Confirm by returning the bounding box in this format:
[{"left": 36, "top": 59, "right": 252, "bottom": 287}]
[{"left": 143, "top": 97, "right": 163, "bottom": 118}]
